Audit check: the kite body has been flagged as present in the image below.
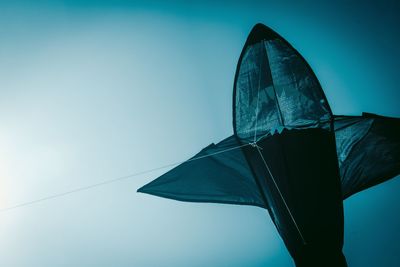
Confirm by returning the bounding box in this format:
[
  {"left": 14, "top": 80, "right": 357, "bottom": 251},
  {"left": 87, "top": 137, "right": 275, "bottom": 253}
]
[
  {"left": 138, "top": 24, "right": 400, "bottom": 266},
  {"left": 233, "top": 24, "right": 345, "bottom": 266},
  {"left": 241, "top": 129, "right": 345, "bottom": 266}
]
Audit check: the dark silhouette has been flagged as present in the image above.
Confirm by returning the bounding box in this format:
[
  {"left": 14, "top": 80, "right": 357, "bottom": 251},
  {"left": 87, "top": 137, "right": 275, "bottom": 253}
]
[{"left": 138, "top": 24, "right": 400, "bottom": 266}]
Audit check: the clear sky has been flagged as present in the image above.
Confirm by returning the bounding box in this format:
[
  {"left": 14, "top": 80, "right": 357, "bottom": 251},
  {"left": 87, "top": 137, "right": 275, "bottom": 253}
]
[{"left": 0, "top": 1, "right": 399, "bottom": 266}]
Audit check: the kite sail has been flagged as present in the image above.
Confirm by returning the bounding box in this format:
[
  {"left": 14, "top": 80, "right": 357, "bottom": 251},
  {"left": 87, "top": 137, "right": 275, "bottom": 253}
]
[{"left": 138, "top": 24, "right": 400, "bottom": 267}]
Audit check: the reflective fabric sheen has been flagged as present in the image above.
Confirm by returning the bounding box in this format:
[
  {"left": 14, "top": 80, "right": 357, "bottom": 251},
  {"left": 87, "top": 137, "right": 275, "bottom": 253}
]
[
  {"left": 235, "top": 41, "right": 281, "bottom": 140},
  {"left": 234, "top": 24, "right": 331, "bottom": 142}
]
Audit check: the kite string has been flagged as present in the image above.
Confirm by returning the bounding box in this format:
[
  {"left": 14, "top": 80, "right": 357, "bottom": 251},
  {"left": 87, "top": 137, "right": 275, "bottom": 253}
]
[
  {"left": 255, "top": 145, "right": 307, "bottom": 245},
  {"left": 0, "top": 143, "right": 250, "bottom": 214},
  {"left": 249, "top": 42, "right": 305, "bottom": 244}
]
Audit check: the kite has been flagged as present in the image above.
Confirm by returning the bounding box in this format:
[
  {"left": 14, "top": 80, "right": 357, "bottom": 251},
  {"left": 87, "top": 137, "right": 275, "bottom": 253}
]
[{"left": 138, "top": 24, "right": 400, "bottom": 266}]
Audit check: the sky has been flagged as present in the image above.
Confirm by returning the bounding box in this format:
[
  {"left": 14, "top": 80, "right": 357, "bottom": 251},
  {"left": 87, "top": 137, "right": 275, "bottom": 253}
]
[{"left": 0, "top": 0, "right": 399, "bottom": 266}]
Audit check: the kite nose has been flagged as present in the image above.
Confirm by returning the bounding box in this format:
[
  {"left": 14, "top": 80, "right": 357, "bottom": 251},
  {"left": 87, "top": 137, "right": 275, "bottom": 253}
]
[{"left": 246, "top": 23, "right": 280, "bottom": 45}]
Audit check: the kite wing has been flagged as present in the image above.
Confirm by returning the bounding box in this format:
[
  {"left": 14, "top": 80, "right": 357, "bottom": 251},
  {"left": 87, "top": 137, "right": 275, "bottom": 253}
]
[
  {"left": 138, "top": 112, "right": 400, "bottom": 206},
  {"left": 335, "top": 113, "right": 400, "bottom": 199},
  {"left": 137, "top": 135, "right": 266, "bottom": 208}
]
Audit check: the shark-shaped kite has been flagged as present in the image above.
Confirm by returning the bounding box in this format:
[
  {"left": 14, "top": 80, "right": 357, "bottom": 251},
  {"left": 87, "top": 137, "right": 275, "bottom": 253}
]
[{"left": 138, "top": 24, "right": 400, "bottom": 266}]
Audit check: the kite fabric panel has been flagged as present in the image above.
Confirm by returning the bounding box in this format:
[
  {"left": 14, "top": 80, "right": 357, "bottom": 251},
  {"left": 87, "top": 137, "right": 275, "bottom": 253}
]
[
  {"left": 335, "top": 113, "right": 400, "bottom": 199},
  {"left": 137, "top": 135, "right": 266, "bottom": 208},
  {"left": 233, "top": 24, "right": 332, "bottom": 142}
]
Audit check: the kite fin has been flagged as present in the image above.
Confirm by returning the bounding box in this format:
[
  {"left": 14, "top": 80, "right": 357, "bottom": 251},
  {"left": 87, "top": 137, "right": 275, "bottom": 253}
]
[
  {"left": 137, "top": 135, "right": 266, "bottom": 208},
  {"left": 334, "top": 113, "right": 400, "bottom": 199}
]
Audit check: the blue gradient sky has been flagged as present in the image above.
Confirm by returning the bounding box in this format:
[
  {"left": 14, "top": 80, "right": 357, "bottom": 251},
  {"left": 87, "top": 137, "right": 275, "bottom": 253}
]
[{"left": 0, "top": 1, "right": 399, "bottom": 266}]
